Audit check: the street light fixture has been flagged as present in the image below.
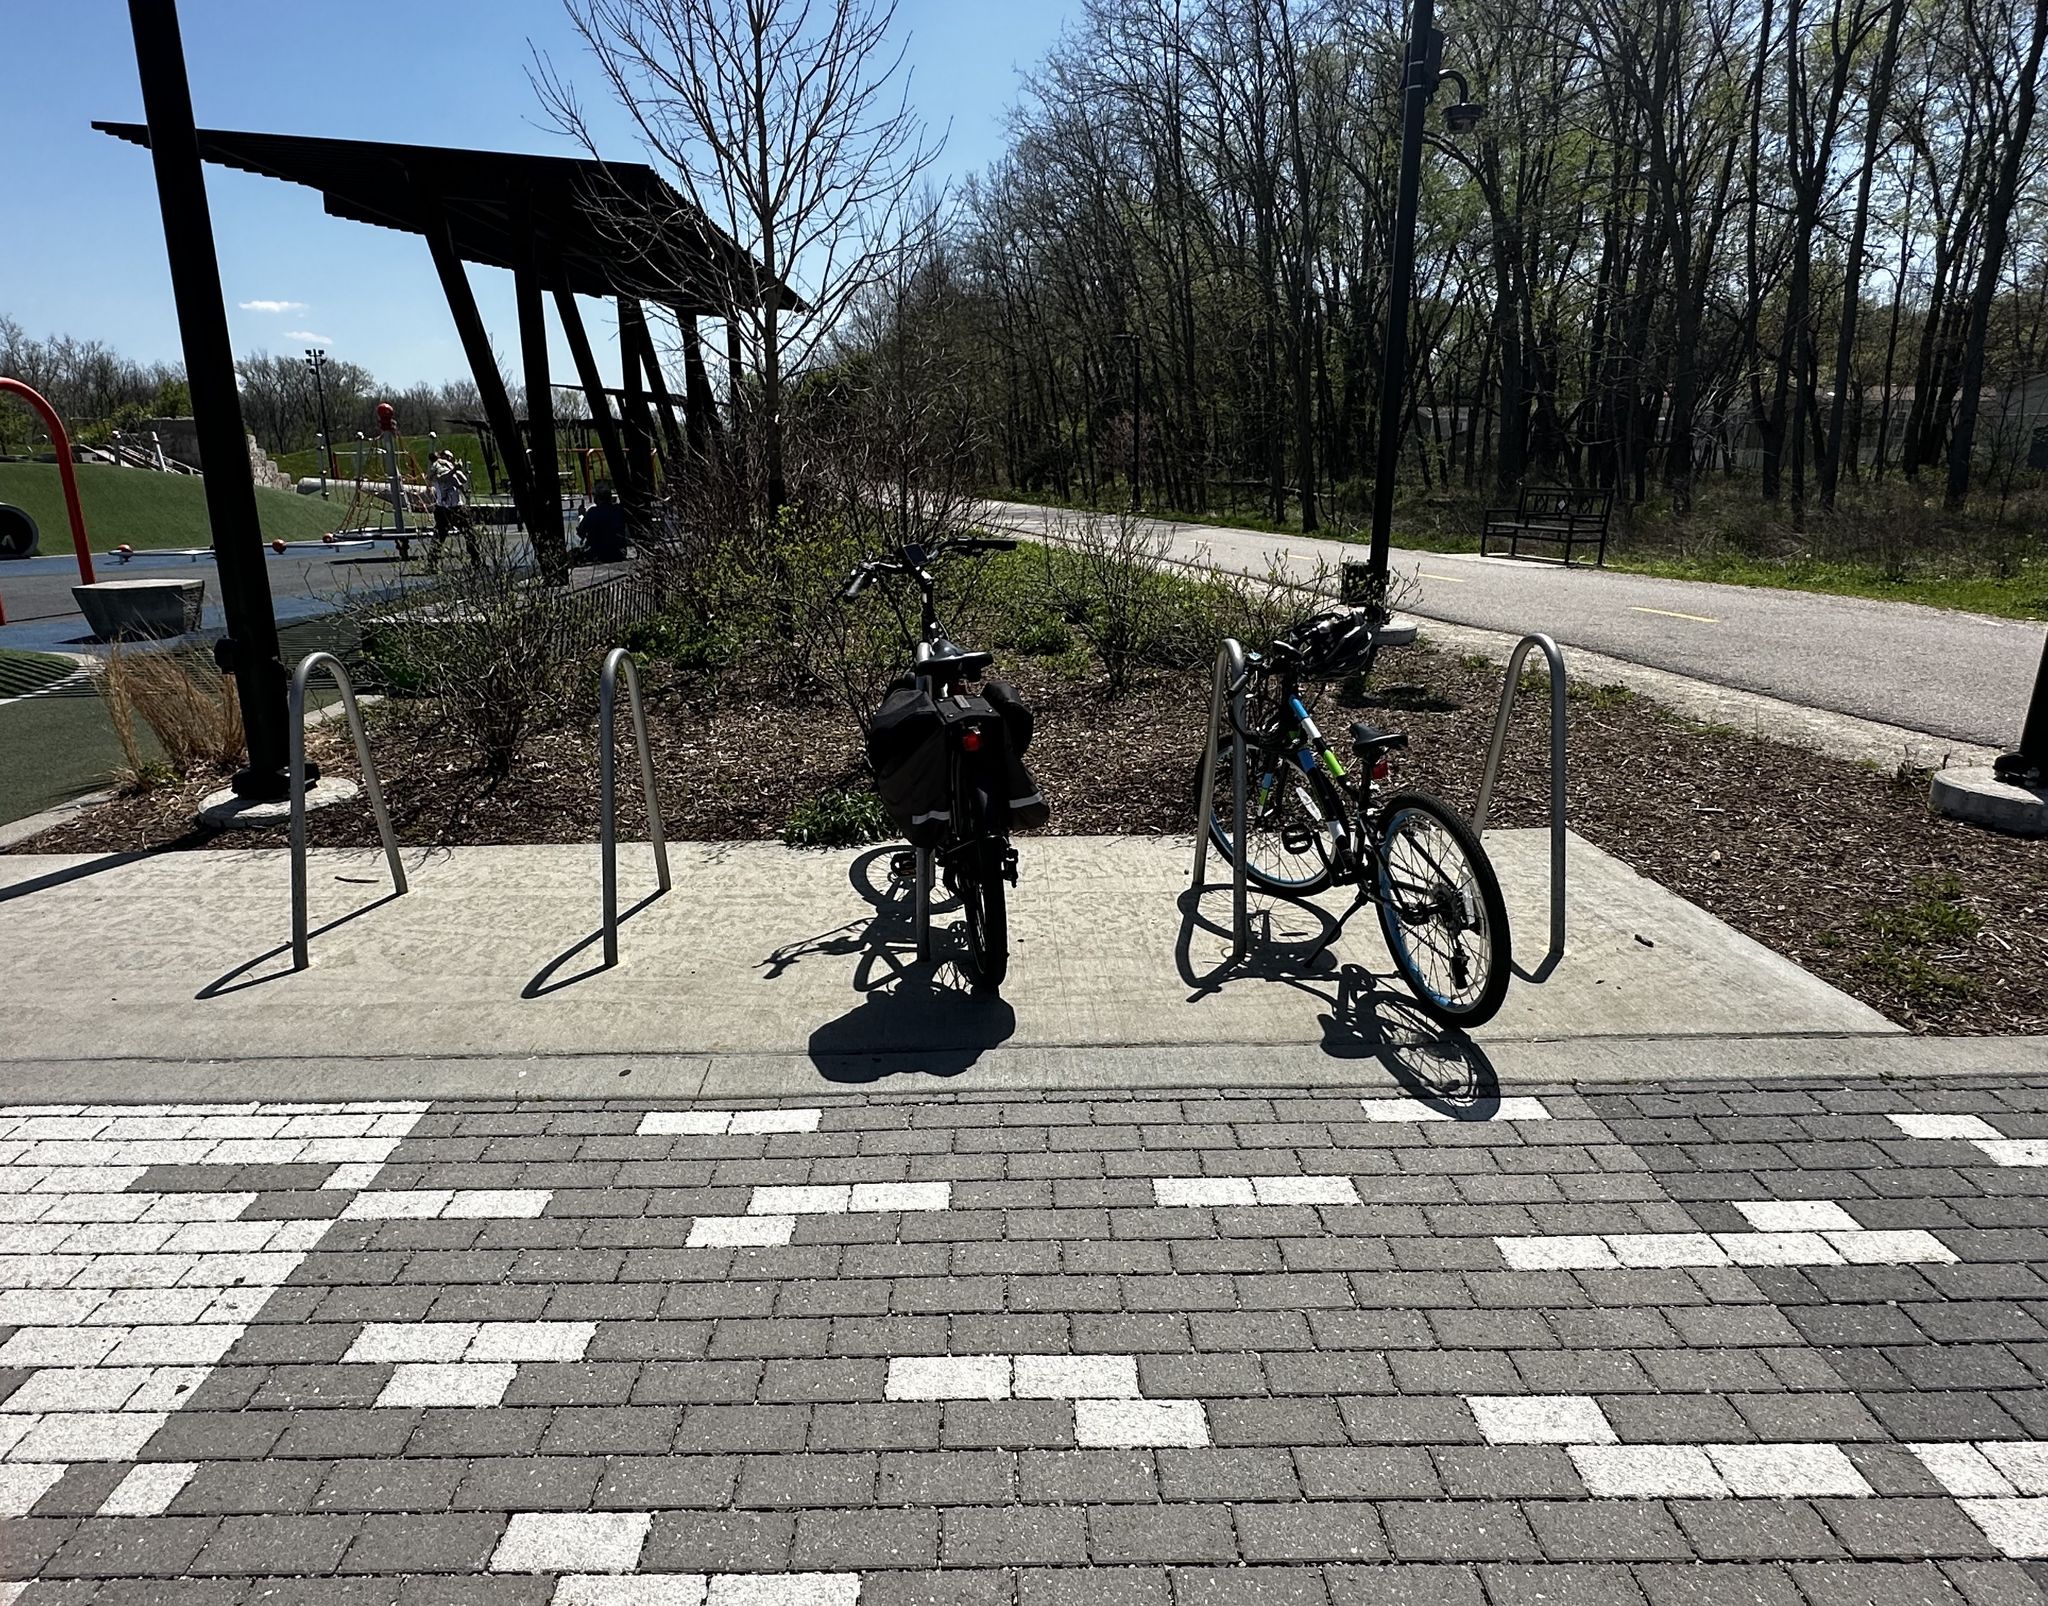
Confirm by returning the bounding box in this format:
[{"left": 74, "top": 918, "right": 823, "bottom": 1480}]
[
  {"left": 1362, "top": 0, "right": 1484, "bottom": 609},
  {"left": 303, "top": 345, "right": 333, "bottom": 500}
]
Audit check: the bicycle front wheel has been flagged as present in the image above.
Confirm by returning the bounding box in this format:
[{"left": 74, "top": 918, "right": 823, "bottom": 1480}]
[
  {"left": 959, "top": 840, "right": 1009, "bottom": 992},
  {"left": 1197, "top": 736, "right": 1347, "bottom": 895},
  {"left": 1373, "top": 790, "right": 1511, "bottom": 1028}
]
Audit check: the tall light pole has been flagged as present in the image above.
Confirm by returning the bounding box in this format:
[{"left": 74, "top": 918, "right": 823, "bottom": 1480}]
[
  {"left": 303, "top": 346, "right": 332, "bottom": 499},
  {"left": 1363, "top": 0, "right": 1484, "bottom": 609}
]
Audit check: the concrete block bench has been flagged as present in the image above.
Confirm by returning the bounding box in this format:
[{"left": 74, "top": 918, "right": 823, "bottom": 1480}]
[{"left": 72, "top": 577, "right": 206, "bottom": 640}]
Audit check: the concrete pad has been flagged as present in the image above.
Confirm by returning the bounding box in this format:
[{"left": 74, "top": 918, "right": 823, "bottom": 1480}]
[
  {"left": 1930, "top": 765, "right": 2048, "bottom": 837},
  {"left": 0, "top": 833, "right": 1893, "bottom": 1094}
]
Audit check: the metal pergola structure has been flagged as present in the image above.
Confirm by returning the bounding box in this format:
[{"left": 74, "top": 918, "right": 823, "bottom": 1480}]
[{"left": 105, "top": 0, "right": 790, "bottom": 798}]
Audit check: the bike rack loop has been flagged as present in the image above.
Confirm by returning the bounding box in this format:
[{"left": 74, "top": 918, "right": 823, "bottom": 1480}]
[
  {"left": 290, "top": 652, "right": 407, "bottom": 971},
  {"left": 1470, "top": 633, "right": 1568, "bottom": 981},
  {"left": 1189, "top": 638, "right": 1250, "bottom": 959},
  {"left": 599, "top": 648, "right": 673, "bottom": 966}
]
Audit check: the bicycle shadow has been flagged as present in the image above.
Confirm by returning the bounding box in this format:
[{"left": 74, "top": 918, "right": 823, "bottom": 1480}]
[
  {"left": 1175, "top": 883, "right": 1500, "bottom": 1115},
  {"left": 764, "top": 846, "right": 1015, "bottom": 1082}
]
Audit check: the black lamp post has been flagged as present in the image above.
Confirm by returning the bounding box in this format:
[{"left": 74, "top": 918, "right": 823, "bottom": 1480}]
[
  {"left": 1363, "top": 0, "right": 1484, "bottom": 609},
  {"left": 304, "top": 346, "right": 333, "bottom": 499}
]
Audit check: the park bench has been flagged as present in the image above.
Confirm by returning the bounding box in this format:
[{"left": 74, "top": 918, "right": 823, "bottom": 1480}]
[{"left": 1481, "top": 484, "right": 1613, "bottom": 567}]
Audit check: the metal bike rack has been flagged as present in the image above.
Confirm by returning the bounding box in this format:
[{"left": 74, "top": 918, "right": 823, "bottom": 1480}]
[
  {"left": 599, "top": 648, "right": 673, "bottom": 966},
  {"left": 290, "top": 651, "right": 407, "bottom": 971},
  {"left": 1189, "top": 638, "right": 1251, "bottom": 959},
  {"left": 1471, "top": 633, "right": 1568, "bottom": 980}
]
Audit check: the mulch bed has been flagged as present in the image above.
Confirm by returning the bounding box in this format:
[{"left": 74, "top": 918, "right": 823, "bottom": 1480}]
[{"left": 14, "top": 644, "right": 2046, "bottom": 1035}]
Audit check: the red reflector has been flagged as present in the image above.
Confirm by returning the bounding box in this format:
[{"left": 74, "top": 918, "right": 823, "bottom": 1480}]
[
  {"left": 961, "top": 728, "right": 982, "bottom": 752},
  {"left": 1372, "top": 756, "right": 1391, "bottom": 781}
]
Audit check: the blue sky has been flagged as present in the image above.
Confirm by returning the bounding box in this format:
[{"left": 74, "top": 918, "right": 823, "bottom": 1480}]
[{"left": 0, "top": 0, "right": 1073, "bottom": 393}]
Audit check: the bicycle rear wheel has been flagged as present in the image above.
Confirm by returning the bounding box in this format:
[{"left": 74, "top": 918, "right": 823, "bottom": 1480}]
[
  {"left": 958, "top": 840, "right": 1009, "bottom": 992},
  {"left": 1373, "top": 790, "right": 1511, "bottom": 1028},
  {"left": 1197, "top": 736, "right": 1347, "bottom": 895}
]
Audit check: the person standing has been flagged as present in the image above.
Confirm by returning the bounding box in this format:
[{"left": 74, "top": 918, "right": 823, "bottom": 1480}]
[{"left": 430, "top": 448, "right": 472, "bottom": 568}]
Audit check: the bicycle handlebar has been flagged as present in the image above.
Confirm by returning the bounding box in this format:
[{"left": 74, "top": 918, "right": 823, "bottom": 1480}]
[{"left": 839, "top": 536, "right": 1016, "bottom": 601}]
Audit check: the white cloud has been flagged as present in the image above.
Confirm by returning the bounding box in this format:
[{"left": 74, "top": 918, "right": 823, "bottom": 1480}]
[
  {"left": 239, "top": 299, "right": 307, "bottom": 313},
  {"left": 284, "top": 331, "right": 334, "bottom": 345}
]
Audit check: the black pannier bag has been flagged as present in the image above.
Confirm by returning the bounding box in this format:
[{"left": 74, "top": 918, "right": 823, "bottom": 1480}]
[
  {"left": 981, "top": 678, "right": 1035, "bottom": 754},
  {"left": 866, "top": 684, "right": 949, "bottom": 846},
  {"left": 937, "top": 691, "right": 1051, "bottom": 834}
]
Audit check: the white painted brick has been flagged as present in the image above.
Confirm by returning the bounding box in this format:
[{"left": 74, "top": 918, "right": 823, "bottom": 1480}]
[
  {"left": 0, "top": 1327, "right": 121, "bottom": 1368},
  {"left": 301, "top": 1137, "right": 406, "bottom": 1164},
  {"left": 1569, "top": 1444, "right": 1730, "bottom": 1498},
  {"left": 198, "top": 1288, "right": 271, "bottom": 1324},
  {"left": 376, "top": 1362, "right": 517, "bottom": 1409},
  {"left": 728, "top": 1110, "right": 822, "bottom": 1135},
  {"left": 7, "top": 1410, "right": 167, "bottom": 1462},
  {"left": 35, "top": 1165, "right": 146, "bottom": 1193},
  {"left": 1982, "top": 1443, "right": 2048, "bottom": 1497},
  {"left": 1, "top": 1368, "right": 146, "bottom": 1413},
  {"left": 54, "top": 1223, "right": 179, "bottom": 1254},
  {"left": 180, "top": 1252, "right": 301, "bottom": 1288},
  {"left": 750, "top": 1185, "right": 850, "bottom": 1216},
  {"left": 1977, "top": 1139, "right": 2048, "bottom": 1167},
  {"left": 76, "top": 1252, "right": 195, "bottom": 1289},
  {"left": 1732, "top": 1200, "right": 1862, "bottom": 1233},
  {"left": 104, "top": 1326, "right": 238, "bottom": 1369},
  {"left": 707, "top": 1576, "right": 861, "bottom": 1606},
  {"left": 1890, "top": 1113, "right": 2002, "bottom": 1140},
  {"left": 139, "top": 1193, "right": 256, "bottom": 1222},
  {"left": 0, "top": 1255, "right": 92, "bottom": 1287},
  {"left": 323, "top": 1163, "right": 383, "bottom": 1191},
  {"left": 1075, "top": 1398, "right": 1209, "bottom": 1448},
  {"left": 85, "top": 1291, "right": 212, "bottom": 1327},
  {"left": 687, "top": 1215, "right": 795, "bottom": 1249},
  {"left": 126, "top": 1367, "right": 209, "bottom": 1413},
  {"left": 468, "top": 1322, "right": 596, "bottom": 1363},
  {"left": 1604, "top": 1233, "right": 1731, "bottom": 1268},
  {"left": 1470, "top": 1395, "right": 1616, "bottom": 1446},
  {"left": 1154, "top": 1177, "right": 1257, "bottom": 1208},
  {"left": 1960, "top": 1498, "right": 2048, "bottom": 1558},
  {"left": 639, "top": 1112, "right": 733, "bottom": 1136},
  {"left": 1495, "top": 1236, "right": 1617, "bottom": 1271},
  {"left": 159, "top": 1221, "right": 280, "bottom": 1254},
  {"left": 886, "top": 1355, "right": 1010, "bottom": 1401},
  {"left": 1013, "top": 1354, "right": 1140, "bottom": 1399},
  {"left": 343, "top": 1189, "right": 452, "bottom": 1220},
  {"left": 0, "top": 1464, "right": 64, "bottom": 1516},
  {"left": 555, "top": 1577, "right": 709, "bottom": 1606},
  {"left": 1714, "top": 1231, "right": 1844, "bottom": 1266},
  {"left": 1251, "top": 1176, "right": 1360, "bottom": 1206},
  {"left": 201, "top": 1140, "right": 306, "bottom": 1166},
  {"left": 442, "top": 1189, "right": 553, "bottom": 1219},
  {"left": 1706, "top": 1442, "right": 1872, "bottom": 1497},
  {"left": 851, "top": 1182, "right": 950, "bottom": 1213},
  {"left": 98, "top": 1460, "right": 198, "bottom": 1517},
  {"left": 0, "top": 1225, "right": 71, "bottom": 1255},
  {"left": 0, "top": 1416, "right": 36, "bottom": 1459},
  {"left": 1824, "top": 1228, "right": 1957, "bottom": 1265},
  {"left": 264, "top": 1220, "right": 332, "bottom": 1253},
  {"left": 492, "top": 1510, "right": 651, "bottom": 1573},
  {"left": 346, "top": 1323, "right": 480, "bottom": 1364},
  {"left": 1913, "top": 1443, "right": 2019, "bottom": 1498}
]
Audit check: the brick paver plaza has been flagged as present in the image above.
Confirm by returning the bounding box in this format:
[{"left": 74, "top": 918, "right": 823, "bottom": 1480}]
[{"left": 4, "top": 1077, "right": 2047, "bottom": 1603}]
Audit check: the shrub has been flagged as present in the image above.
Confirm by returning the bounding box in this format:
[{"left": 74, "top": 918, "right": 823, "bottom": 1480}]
[
  {"left": 1038, "top": 511, "right": 1189, "bottom": 695},
  {"left": 353, "top": 530, "right": 580, "bottom": 775},
  {"left": 95, "top": 643, "right": 244, "bottom": 781},
  {"left": 783, "top": 785, "right": 891, "bottom": 848}
]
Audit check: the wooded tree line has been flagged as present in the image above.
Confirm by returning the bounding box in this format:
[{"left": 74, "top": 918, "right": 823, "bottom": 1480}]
[
  {"left": 1, "top": 316, "right": 504, "bottom": 460},
  {"left": 883, "top": 0, "right": 2048, "bottom": 529}
]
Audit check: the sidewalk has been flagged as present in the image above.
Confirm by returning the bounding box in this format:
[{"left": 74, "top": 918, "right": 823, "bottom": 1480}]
[{"left": 1, "top": 1073, "right": 2045, "bottom": 1602}]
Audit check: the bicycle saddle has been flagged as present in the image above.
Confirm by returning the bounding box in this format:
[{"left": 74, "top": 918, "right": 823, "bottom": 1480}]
[{"left": 1349, "top": 723, "right": 1409, "bottom": 757}]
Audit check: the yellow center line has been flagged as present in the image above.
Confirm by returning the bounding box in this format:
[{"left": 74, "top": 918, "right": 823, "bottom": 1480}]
[
  {"left": 1419, "top": 571, "right": 1470, "bottom": 584},
  {"left": 1631, "top": 605, "right": 1719, "bottom": 624}
]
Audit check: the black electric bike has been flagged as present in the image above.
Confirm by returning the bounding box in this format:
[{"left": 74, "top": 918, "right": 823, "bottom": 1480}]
[
  {"left": 1198, "top": 606, "right": 1512, "bottom": 1028},
  {"left": 845, "top": 537, "right": 1031, "bottom": 991}
]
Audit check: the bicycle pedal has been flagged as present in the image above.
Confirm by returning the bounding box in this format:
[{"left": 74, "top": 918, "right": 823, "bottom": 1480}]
[
  {"left": 1003, "top": 846, "right": 1019, "bottom": 886},
  {"left": 888, "top": 851, "right": 917, "bottom": 884},
  {"left": 1280, "top": 825, "right": 1316, "bottom": 855}
]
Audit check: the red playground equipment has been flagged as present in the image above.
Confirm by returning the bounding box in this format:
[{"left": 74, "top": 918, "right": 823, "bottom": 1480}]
[{"left": 0, "top": 376, "right": 96, "bottom": 585}]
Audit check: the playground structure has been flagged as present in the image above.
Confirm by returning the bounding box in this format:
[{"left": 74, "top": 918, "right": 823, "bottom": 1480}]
[{"left": 0, "top": 378, "right": 98, "bottom": 616}]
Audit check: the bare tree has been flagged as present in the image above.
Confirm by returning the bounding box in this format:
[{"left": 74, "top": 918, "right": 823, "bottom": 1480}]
[{"left": 537, "top": 0, "right": 943, "bottom": 521}]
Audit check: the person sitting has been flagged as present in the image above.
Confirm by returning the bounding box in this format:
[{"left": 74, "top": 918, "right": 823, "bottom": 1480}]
[{"left": 572, "top": 484, "right": 630, "bottom": 564}]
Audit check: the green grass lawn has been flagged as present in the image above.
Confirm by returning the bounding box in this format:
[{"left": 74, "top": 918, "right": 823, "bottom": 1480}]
[
  {"left": 0, "top": 649, "right": 81, "bottom": 699},
  {"left": 0, "top": 461, "right": 343, "bottom": 553},
  {"left": 993, "top": 489, "right": 2048, "bottom": 621}
]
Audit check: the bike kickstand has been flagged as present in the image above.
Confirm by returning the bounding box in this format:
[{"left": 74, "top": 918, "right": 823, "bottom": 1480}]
[{"left": 1304, "top": 888, "right": 1371, "bottom": 967}]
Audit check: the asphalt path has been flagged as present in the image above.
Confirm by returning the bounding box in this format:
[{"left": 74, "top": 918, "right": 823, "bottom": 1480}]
[
  {"left": 986, "top": 499, "right": 2046, "bottom": 748},
  {"left": 0, "top": 538, "right": 437, "bottom": 653}
]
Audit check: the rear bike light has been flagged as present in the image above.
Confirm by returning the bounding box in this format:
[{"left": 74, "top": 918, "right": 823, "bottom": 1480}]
[
  {"left": 1371, "top": 755, "right": 1392, "bottom": 781},
  {"left": 961, "top": 727, "right": 983, "bottom": 753}
]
